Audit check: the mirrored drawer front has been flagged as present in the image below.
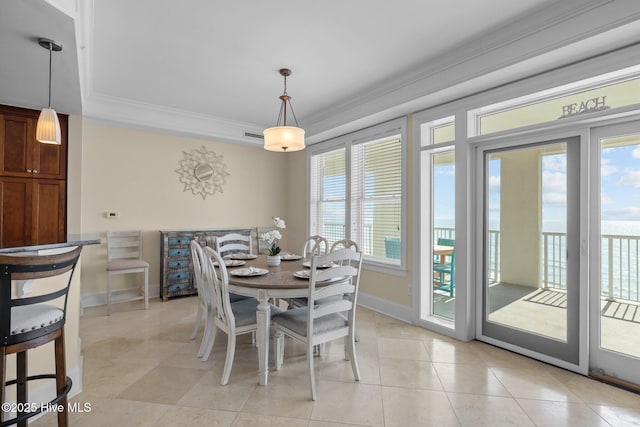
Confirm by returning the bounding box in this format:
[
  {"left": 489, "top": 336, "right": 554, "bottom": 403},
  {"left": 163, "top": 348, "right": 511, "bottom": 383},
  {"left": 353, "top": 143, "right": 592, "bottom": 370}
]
[
  {"left": 168, "top": 248, "right": 189, "bottom": 257},
  {"left": 168, "top": 271, "right": 190, "bottom": 281},
  {"left": 167, "top": 282, "right": 189, "bottom": 293},
  {"left": 168, "top": 237, "right": 191, "bottom": 245},
  {"left": 168, "top": 260, "right": 189, "bottom": 268}
]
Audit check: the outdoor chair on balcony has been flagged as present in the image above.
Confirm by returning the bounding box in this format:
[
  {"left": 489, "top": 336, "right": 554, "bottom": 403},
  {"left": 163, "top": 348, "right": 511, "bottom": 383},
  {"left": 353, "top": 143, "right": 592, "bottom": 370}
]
[
  {"left": 384, "top": 236, "right": 401, "bottom": 260},
  {"left": 433, "top": 237, "right": 455, "bottom": 297}
]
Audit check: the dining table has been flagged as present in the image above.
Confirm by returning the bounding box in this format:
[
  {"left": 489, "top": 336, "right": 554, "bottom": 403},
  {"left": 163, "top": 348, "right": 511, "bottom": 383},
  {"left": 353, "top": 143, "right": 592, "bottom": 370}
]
[
  {"left": 225, "top": 253, "right": 313, "bottom": 386},
  {"left": 434, "top": 244, "right": 453, "bottom": 264}
]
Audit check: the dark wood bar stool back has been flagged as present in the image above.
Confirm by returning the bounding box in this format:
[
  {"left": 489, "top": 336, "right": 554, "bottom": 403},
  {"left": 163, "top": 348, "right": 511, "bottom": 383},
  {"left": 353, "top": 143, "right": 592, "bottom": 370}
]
[{"left": 0, "top": 246, "right": 82, "bottom": 426}]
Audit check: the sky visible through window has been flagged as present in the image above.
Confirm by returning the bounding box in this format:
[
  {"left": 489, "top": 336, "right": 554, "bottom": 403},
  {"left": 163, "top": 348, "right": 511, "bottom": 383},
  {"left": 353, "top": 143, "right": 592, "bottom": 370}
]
[
  {"left": 433, "top": 162, "right": 455, "bottom": 230},
  {"left": 601, "top": 139, "right": 640, "bottom": 235},
  {"left": 483, "top": 141, "right": 640, "bottom": 236}
]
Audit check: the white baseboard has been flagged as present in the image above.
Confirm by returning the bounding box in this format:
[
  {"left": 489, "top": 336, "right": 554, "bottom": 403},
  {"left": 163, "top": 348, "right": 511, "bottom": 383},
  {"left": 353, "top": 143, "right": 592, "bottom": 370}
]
[
  {"left": 81, "top": 284, "right": 160, "bottom": 308},
  {"left": 358, "top": 291, "right": 413, "bottom": 324}
]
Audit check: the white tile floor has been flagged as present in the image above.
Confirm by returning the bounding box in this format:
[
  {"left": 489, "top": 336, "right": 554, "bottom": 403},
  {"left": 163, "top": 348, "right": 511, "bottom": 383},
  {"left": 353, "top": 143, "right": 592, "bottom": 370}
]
[{"left": 32, "top": 297, "right": 640, "bottom": 426}]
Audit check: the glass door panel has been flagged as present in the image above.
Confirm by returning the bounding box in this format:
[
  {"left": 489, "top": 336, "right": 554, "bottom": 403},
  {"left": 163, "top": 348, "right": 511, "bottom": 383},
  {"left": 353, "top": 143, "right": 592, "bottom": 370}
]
[
  {"left": 481, "top": 137, "right": 580, "bottom": 364},
  {"left": 432, "top": 151, "right": 455, "bottom": 320},
  {"left": 591, "top": 122, "right": 640, "bottom": 386},
  {"left": 419, "top": 149, "right": 455, "bottom": 322}
]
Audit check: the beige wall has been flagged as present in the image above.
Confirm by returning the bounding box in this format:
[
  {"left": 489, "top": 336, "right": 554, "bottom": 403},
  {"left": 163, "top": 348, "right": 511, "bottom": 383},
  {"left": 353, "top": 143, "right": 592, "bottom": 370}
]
[
  {"left": 74, "top": 117, "right": 414, "bottom": 310},
  {"left": 78, "top": 121, "right": 289, "bottom": 296}
]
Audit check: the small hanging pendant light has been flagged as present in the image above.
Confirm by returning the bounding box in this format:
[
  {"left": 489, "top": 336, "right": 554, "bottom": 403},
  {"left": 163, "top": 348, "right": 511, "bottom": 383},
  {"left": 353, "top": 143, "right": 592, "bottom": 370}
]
[
  {"left": 263, "top": 68, "right": 305, "bottom": 152},
  {"left": 35, "top": 38, "right": 63, "bottom": 145}
]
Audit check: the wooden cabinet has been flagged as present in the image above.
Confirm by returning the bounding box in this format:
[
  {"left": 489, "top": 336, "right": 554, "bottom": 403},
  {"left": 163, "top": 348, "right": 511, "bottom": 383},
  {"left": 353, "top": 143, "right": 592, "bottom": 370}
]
[
  {"left": 0, "top": 107, "right": 67, "bottom": 179},
  {"left": 32, "top": 179, "right": 66, "bottom": 245},
  {"left": 0, "top": 178, "right": 65, "bottom": 248},
  {"left": 160, "top": 228, "right": 252, "bottom": 301},
  {"left": 0, "top": 177, "right": 31, "bottom": 248},
  {"left": 0, "top": 105, "right": 67, "bottom": 248}
]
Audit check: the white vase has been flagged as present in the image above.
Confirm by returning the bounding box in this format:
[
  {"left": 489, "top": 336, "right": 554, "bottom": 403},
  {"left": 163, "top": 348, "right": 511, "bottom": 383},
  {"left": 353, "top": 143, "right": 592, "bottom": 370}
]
[{"left": 266, "top": 255, "right": 281, "bottom": 266}]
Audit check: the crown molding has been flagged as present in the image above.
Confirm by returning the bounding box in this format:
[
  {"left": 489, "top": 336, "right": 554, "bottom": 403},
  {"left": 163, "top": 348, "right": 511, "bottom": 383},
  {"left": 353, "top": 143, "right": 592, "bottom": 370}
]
[{"left": 83, "top": 93, "right": 265, "bottom": 147}]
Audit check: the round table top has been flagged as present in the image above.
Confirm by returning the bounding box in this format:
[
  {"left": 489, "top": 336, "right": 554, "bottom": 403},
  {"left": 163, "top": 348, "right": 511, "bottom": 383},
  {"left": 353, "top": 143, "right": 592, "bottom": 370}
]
[{"left": 226, "top": 254, "right": 311, "bottom": 289}]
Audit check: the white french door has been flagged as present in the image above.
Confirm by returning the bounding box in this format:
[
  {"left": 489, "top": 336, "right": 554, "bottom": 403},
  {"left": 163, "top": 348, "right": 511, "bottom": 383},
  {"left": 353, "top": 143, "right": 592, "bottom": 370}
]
[
  {"left": 476, "top": 135, "right": 585, "bottom": 369},
  {"left": 590, "top": 121, "right": 640, "bottom": 386}
]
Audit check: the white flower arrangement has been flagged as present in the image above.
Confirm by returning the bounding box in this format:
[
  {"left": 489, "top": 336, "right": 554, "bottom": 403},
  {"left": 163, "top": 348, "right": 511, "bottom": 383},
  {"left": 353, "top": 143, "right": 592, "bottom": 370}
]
[{"left": 260, "top": 217, "right": 286, "bottom": 256}]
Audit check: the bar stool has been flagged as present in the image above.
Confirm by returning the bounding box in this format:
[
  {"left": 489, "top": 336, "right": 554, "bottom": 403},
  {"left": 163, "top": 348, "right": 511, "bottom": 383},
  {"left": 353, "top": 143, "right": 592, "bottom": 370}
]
[{"left": 0, "top": 246, "right": 82, "bottom": 426}]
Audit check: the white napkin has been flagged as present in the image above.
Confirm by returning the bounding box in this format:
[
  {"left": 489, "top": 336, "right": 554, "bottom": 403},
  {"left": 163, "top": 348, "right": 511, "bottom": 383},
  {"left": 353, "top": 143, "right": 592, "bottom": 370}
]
[{"left": 247, "top": 266, "right": 258, "bottom": 274}]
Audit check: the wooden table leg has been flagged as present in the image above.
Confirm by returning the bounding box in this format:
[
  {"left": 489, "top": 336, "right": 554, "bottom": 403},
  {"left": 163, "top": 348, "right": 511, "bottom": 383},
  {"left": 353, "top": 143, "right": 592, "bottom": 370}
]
[{"left": 256, "top": 290, "right": 270, "bottom": 386}]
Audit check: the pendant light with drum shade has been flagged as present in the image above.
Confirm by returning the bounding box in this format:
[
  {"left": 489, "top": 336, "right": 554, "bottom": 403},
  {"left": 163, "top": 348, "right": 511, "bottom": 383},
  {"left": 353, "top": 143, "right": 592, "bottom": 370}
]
[
  {"left": 36, "top": 38, "right": 63, "bottom": 145},
  {"left": 263, "top": 68, "right": 305, "bottom": 152}
]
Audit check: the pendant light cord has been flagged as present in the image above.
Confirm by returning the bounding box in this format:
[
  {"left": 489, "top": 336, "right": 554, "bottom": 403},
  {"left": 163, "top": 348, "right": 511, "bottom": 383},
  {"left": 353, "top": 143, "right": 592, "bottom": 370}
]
[{"left": 47, "top": 42, "right": 53, "bottom": 109}]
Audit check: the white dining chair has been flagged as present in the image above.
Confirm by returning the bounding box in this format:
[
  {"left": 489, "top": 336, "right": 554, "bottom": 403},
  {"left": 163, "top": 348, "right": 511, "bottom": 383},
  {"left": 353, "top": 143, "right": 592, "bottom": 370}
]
[
  {"left": 189, "top": 240, "right": 212, "bottom": 358},
  {"left": 106, "top": 230, "right": 149, "bottom": 315},
  {"left": 201, "top": 246, "right": 280, "bottom": 384},
  {"left": 288, "top": 235, "right": 330, "bottom": 310},
  {"left": 302, "top": 235, "right": 328, "bottom": 259},
  {"left": 215, "top": 233, "right": 252, "bottom": 258},
  {"left": 330, "top": 239, "right": 359, "bottom": 254},
  {"left": 272, "top": 248, "right": 363, "bottom": 400}
]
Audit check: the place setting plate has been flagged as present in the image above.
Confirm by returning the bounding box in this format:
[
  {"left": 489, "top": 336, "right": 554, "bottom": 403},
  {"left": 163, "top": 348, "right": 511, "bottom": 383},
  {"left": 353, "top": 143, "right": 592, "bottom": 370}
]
[
  {"left": 294, "top": 270, "right": 348, "bottom": 284},
  {"left": 281, "top": 253, "right": 302, "bottom": 261},
  {"left": 302, "top": 260, "right": 335, "bottom": 269},
  {"left": 293, "top": 270, "right": 311, "bottom": 279},
  {"left": 230, "top": 267, "right": 269, "bottom": 277},
  {"left": 229, "top": 253, "right": 258, "bottom": 260},
  {"left": 213, "top": 259, "right": 246, "bottom": 267}
]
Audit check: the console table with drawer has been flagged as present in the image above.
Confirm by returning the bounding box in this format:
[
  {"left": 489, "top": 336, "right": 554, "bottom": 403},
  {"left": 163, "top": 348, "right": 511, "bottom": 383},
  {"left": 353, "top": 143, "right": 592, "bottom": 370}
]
[{"left": 159, "top": 228, "right": 252, "bottom": 301}]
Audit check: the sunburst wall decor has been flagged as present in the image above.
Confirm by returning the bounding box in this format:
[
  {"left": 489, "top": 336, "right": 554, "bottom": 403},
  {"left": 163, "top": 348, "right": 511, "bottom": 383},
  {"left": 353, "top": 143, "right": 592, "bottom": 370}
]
[{"left": 175, "top": 146, "right": 230, "bottom": 200}]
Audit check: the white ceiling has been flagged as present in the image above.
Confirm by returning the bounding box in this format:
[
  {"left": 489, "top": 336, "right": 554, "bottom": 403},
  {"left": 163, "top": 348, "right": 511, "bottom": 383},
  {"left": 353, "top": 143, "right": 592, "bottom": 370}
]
[{"left": 2, "top": 0, "right": 640, "bottom": 146}]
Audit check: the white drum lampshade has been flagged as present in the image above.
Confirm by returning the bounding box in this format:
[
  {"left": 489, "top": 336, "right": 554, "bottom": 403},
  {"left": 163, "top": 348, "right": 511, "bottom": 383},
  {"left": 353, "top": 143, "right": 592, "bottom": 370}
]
[{"left": 263, "top": 125, "right": 305, "bottom": 152}]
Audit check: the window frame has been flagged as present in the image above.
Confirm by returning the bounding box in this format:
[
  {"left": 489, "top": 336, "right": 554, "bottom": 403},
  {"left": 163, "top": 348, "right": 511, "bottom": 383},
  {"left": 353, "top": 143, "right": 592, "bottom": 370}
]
[{"left": 307, "top": 117, "right": 407, "bottom": 275}]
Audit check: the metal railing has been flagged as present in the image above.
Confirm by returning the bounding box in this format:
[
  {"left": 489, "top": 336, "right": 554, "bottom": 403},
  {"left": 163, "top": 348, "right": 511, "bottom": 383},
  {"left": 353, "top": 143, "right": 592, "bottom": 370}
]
[
  {"left": 434, "top": 227, "right": 640, "bottom": 303},
  {"left": 540, "top": 232, "right": 640, "bottom": 303},
  {"left": 601, "top": 234, "right": 640, "bottom": 302}
]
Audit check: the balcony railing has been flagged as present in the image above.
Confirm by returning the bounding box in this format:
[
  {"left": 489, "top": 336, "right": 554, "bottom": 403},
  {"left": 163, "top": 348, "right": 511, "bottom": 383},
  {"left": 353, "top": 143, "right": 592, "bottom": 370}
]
[{"left": 434, "top": 227, "right": 640, "bottom": 303}]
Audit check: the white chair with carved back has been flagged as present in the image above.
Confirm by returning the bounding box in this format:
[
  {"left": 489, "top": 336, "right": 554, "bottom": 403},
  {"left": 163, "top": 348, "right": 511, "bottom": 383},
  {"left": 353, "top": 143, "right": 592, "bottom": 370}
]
[
  {"left": 272, "top": 248, "right": 363, "bottom": 400},
  {"left": 201, "top": 247, "right": 281, "bottom": 384},
  {"left": 106, "top": 230, "right": 149, "bottom": 315},
  {"left": 330, "top": 239, "right": 359, "bottom": 254},
  {"left": 302, "top": 235, "right": 328, "bottom": 259}
]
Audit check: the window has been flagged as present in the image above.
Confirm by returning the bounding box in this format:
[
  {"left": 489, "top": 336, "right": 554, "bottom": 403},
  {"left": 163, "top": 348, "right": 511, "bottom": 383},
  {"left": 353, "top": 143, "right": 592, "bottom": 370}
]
[
  {"left": 309, "top": 119, "right": 406, "bottom": 269},
  {"left": 420, "top": 115, "right": 455, "bottom": 146},
  {"left": 469, "top": 64, "right": 640, "bottom": 137},
  {"left": 309, "top": 148, "right": 346, "bottom": 245}
]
